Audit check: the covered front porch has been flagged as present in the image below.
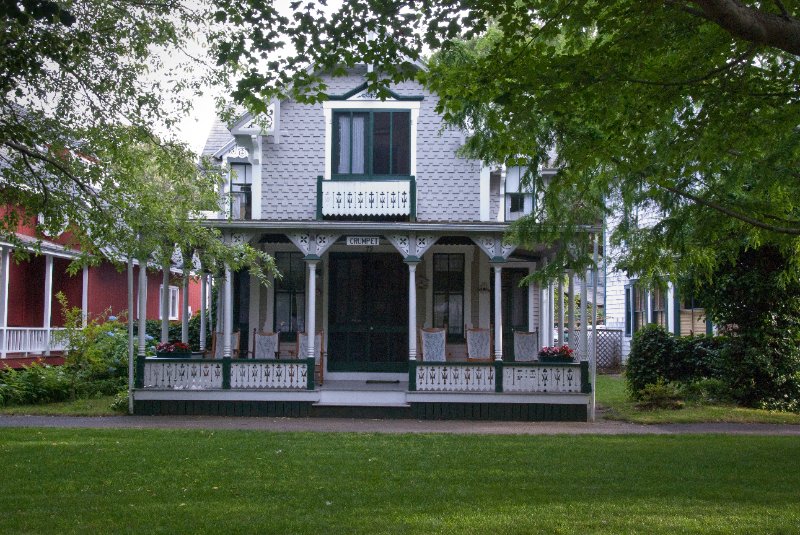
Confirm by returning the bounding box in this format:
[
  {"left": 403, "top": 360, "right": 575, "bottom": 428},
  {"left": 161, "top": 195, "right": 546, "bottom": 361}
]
[{"left": 133, "top": 221, "right": 599, "bottom": 421}]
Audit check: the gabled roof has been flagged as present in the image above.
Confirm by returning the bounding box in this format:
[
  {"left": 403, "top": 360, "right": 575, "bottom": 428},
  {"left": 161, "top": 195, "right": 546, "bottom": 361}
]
[{"left": 327, "top": 82, "right": 424, "bottom": 101}]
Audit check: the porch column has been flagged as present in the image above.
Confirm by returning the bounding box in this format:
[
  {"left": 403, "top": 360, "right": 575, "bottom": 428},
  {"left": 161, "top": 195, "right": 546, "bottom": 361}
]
[
  {"left": 43, "top": 254, "right": 53, "bottom": 356},
  {"left": 181, "top": 263, "right": 189, "bottom": 344},
  {"left": 493, "top": 263, "right": 503, "bottom": 360},
  {"left": 81, "top": 265, "right": 89, "bottom": 327},
  {"left": 305, "top": 258, "right": 319, "bottom": 359},
  {"left": 137, "top": 261, "right": 147, "bottom": 357},
  {"left": 557, "top": 273, "right": 564, "bottom": 344},
  {"left": 548, "top": 279, "right": 555, "bottom": 347},
  {"left": 161, "top": 261, "right": 170, "bottom": 343},
  {"left": 407, "top": 260, "right": 419, "bottom": 360},
  {"left": 223, "top": 263, "right": 233, "bottom": 358},
  {"left": 567, "top": 270, "right": 575, "bottom": 349},
  {"left": 0, "top": 247, "right": 8, "bottom": 358},
  {"left": 580, "top": 271, "right": 588, "bottom": 360},
  {"left": 199, "top": 270, "right": 207, "bottom": 352},
  {"left": 538, "top": 258, "right": 548, "bottom": 349},
  {"left": 127, "top": 258, "right": 134, "bottom": 414}
]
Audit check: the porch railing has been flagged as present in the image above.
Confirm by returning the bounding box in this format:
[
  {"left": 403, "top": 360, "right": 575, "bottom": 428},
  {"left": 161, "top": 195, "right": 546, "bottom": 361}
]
[
  {"left": 317, "top": 176, "right": 416, "bottom": 219},
  {"left": 409, "top": 360, "right": 590, "bottom": 394},
  {"left": 135, "top": 356, "right": 316, "bottom": 391},
  {"left": 0, "top": 327, "right": 68, "bottom": 357}
]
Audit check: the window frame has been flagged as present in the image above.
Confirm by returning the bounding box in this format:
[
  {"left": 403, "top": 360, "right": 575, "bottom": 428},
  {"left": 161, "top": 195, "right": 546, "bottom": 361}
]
[
  {"left": 432, "top": 253, "right": 465, "bottom": 340},
  {"left": 332, "top": 109, "right": 412, "bottom": 179},
  {"left": 273, "top": 251, "right": 306, "bottom": 342},
  {"left": 159, "top": 284, "right": 179, "bottom": 321}
]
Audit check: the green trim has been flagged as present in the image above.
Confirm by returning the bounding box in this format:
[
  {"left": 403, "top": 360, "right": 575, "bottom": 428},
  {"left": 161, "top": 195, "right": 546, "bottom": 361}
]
[
  {"left": 580, "top": 360, "right": 591, "bottom": 393},
  {"left": 494, "top": 360, "right": 503, "bottom": 393},
  {"left": 410, "top": 176, "right": 416, "bottom": 221},
  {"left": 408, "top": 360, "right": 417, "bottom": 391},
  {"left": 327, "top": 361, "right": 409, "bottom": 373},
  {"left": 327, "top": 82, "right": 425, "bottom": 101},
  {"left": 706, "top": 318, "right": 713, "bottom": 336},
  {"left": 489, "top": 256, "right": 506, "bottom": 264},
  {"left": 306, "top": 357, "right": 315, "bottom": 390},
  {"left": 222, "top": 357, "right": 231, "bottom": 390},
  {"left": 135, "top": 355, "right": 145, "bottom": 388},
  {"left": 316, "top": 176, "right": 323, "bottom": 220}
]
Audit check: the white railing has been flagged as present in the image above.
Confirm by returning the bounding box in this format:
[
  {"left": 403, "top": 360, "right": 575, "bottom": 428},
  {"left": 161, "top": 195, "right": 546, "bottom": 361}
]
[
  {"left": 413, "top": 363, "right": 496, "bottom": 392},
  {"left": 411, "top": 361, "right": 589, "bottom": 394},
  {"left": 0, "top": 327, "right": 67, "bottom": 357},
  {"left": 319, "top": 177, "right": 415, "bottom": 217},
  {"left": 142, "top": 360, "right": 224, "bottom": 390},
  {"left": 503, "top": 363, "right": 584, "bottom": 393},
  {"left": 138, "top": 358, "right": 314, "bottom": 390},
  {"left": 230, "top": 361, "right": 309, "bottom": 390}
]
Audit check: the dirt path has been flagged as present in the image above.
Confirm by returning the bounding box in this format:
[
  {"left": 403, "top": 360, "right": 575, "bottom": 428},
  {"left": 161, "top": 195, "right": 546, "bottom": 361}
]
[{"left": 1, "top": 414, "right": 798, "bottom": 435}]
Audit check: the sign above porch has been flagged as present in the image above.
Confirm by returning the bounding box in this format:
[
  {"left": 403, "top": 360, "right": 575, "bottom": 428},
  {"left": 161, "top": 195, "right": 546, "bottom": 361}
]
[{"left": 346, "top": 236, "right": 380, "bottom": 246}]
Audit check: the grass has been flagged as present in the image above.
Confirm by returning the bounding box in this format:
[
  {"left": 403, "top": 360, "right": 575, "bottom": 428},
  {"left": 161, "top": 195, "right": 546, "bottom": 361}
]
[
  {"left": 0, "top": 429, "right": 798, "bottom": 534},
  {"left": 596, "top": 374, "right": 800, "bottom": 425},
  {"left": 0, "top": 395, "right": 120, "bottom": 416}
]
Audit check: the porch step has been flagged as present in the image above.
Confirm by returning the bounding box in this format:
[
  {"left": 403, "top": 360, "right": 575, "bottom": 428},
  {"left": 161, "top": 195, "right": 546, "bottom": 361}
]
[{"left": 316, "top": 386, "right": 408, "bottom": 407}]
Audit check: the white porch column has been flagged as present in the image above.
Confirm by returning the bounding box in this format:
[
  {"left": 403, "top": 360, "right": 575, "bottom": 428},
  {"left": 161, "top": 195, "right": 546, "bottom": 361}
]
[
  {"left": 181, "top": 265, "right": 189, "bottom": 344},
  {"left": 223, "top": 263, "right": 233, "bottom": 358},
  {"left": 298, "top": 255, "right": 322, "bottom": 365},
  {"left": 567, "top": 270, "right": 575, "bottom": 348},
  {"left": 538, "top": 259, "right": 548, "bottom": 349},
  {"left": 528, "top": 266, "right": 536, "bottom": 332},
  {"left": 127, "top": 258, "right": 134, "bottom": 414},
  {"left": 667, "top": 282, "right": 676, "bottom": 334},
  {"left": 0, "top": 247, "right": 9, "bottom": 358},
  {"left": 548, "top": 279, "right": 555, "bottom": 347},
  {"left": 137, "top": 262, "right": 147, "bottom": 357},
  {"left": 557, "top": 274, "right": 564, "bottom": 344},
  {"left": 81, "top": 265, "right": 89, "bottom": 327},
  {"left": 407, "top": 261, "right": 419, "bottom": 360},
  {"left": 493, "top": 263, "right": 503, "bottom": 360},
  {"left": 580, "top": 272, "right": 588, "bottom": 360},
  {"left": 43, "top": 254, "right": 53, "bottom": 356},
  {"left": 199, "top": 271, "right": 207, "bottom": 352},
  {"left": 305, "top": 258, "right": 319, "bottom": 359}
]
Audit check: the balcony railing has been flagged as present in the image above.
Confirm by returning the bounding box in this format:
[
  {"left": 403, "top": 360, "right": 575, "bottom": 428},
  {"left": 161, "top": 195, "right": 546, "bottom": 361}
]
[{"left": 317, "top": 176, "right": 416, "bottom": 219}]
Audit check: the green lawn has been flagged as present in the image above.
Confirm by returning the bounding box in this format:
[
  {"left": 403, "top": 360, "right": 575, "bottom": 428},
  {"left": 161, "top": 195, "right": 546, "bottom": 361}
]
[
  {"left": 0, "top": 395, "right": 120, "bottom": 416},
  {"left": 595, "top": 374, "right": 800, "bottom": 425},
  {"left": 1, "top": 429, "right": 798, "bottom": 534}
]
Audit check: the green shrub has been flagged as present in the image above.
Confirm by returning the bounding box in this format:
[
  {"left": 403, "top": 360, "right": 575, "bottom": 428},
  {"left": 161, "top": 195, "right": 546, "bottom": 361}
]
[
  {"left": 109, "top": 390, "right": 129, "bottom": 413},
  {"left": 670, "top": 335, "right": 727, "bottom": 382},
  {"left": 626, "top": 324, "right": 675, "bottom": 398},
  {"left": 0, "top": 364, "right": 75, "bottom": 405},
  {"left": 635, "top": 379, "right": 683, "bottom": 410}
]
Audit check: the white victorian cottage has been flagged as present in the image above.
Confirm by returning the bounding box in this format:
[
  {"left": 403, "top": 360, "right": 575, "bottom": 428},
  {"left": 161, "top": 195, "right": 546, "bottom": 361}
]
[{"left": 133, "top": 66, "right": 597, "bottom": 421}]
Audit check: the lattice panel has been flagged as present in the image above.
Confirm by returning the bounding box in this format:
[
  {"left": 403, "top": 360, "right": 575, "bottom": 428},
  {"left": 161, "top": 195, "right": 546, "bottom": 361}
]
[
  {"left": 415, "top": 364, "right": 495, "bottom": 392},
  {"left": 230, "top": 361, "right": 308, "bottom": 389},
  {"left": 503, "top": 365, "right": 582, "bottom": 393},
  {"left": 595, "top": 329, "right": 623, "bottom": 371},
  {"left": 143, "top": 360, "right": 223, "bottom": 390}
]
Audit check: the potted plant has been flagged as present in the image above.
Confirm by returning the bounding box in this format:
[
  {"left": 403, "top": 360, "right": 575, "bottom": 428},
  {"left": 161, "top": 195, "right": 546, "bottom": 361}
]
[
  {"left": 155, "top": 341, "right": 192, "bottom": 358},
  {"left": 538, "top": 344, "right": 575, "bottom": 363}
]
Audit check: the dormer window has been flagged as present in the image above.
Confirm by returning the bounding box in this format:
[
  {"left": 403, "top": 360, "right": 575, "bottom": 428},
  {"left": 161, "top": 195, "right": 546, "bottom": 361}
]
[
  {"left": 333, "top": 110, "right": 411, "bottom": 177},
  {"left": 228, "top": 162, "right": 252, "bottom": 219},
  {"left": 505, "top": 166, "right": 535, "bottom": 221}
]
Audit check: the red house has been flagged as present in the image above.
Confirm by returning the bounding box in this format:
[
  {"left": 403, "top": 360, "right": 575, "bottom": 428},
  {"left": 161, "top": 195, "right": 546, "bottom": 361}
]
[{"left": 0, "top": 208, "right": 201, "bottom": 367}]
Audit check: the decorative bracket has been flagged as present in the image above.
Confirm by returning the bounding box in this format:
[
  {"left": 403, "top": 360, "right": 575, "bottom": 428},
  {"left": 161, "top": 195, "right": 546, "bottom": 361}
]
[
  {"left": 223, "top": 231, "right": 255, "bottom": 246},
  {"left": 387, "top": 234, "right": 439, "bottom": 262},
  {"left": 471, "top": 235, "right": 516, "bottom": 262},
  {"left": 287, "top": 233, "right": 340, "bottom": 259}
]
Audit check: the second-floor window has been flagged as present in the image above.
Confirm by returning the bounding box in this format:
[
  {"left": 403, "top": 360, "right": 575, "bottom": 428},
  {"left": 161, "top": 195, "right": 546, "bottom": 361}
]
[
  {"left": 505, "top": 166, "right": 535, "bottom": 221},
  {"left": 229, "top": 163, "right": 252, "bottom": 219},
  {"left": 333, "top": 111, "right": 411, "bottom": 177}
]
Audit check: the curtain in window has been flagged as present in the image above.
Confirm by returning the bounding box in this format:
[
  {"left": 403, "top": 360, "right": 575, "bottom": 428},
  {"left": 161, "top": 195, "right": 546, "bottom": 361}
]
[
  {"left": 351, "top": 115, "right": 365, "bottom": 174},
  {"left": 337, "top": 116, "right": 351, "bottom": 174}
]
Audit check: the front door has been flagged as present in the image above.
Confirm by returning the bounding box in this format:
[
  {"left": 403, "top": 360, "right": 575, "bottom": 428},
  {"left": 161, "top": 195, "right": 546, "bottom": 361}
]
[{"left": 328, "top": 253, "right": 409, "bottom": 372}]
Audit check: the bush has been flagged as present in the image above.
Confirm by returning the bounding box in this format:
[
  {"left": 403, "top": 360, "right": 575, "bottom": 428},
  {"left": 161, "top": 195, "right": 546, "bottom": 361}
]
[
  {"left": 626, "top": 324, "right": 675, "bottom": 398},
  {"left": 0, "top": 363, "right": 75, "bottom": 405},
  {"left": 636, "top": 379, "right": 683, "bottom": 410}
]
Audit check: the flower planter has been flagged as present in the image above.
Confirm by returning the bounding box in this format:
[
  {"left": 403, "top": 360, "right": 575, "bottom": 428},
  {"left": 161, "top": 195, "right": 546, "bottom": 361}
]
[
  {"left": 155, "top": 351, "right": 192, "bottom": 359},
  {"left": 538, "top": 355, "right": 575, "bottom": 364}
]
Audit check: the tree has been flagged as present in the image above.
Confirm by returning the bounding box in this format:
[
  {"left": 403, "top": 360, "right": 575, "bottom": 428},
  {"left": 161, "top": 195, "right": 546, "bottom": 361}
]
[{"left": 211, "top": 0, "right": 800, "bottom": 283}]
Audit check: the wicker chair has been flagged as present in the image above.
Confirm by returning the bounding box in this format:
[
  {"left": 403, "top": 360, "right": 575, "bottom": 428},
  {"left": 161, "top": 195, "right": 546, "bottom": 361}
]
[
  {"left": 420, "top": 327, "right": 446, "bottom": 362},
  {"left": 465, "top": 327, "right": 493, "bottom": 362}
]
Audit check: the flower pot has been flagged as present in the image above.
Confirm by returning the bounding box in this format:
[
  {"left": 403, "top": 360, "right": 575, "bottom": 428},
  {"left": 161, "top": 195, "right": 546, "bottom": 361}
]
[
  {"left": 155, "top": 351, "right": 192, "bottom": 359},
  {"left": 538, "top": 355, "right": 574, "bottom": 364}
]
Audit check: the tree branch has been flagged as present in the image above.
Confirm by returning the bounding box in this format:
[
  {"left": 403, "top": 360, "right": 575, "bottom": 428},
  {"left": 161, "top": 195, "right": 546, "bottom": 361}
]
[
  {"left": 689, "top": 0, "right": 800, "bottom": 56},
  {"left": 657, "top": 181, "right": 800, "bottom": 235}
]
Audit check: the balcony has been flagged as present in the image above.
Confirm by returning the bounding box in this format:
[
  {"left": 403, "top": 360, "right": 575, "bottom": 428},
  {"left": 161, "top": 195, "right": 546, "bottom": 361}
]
[{"left": 316, "top": 176, "right": 416, "bottom": 220}]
